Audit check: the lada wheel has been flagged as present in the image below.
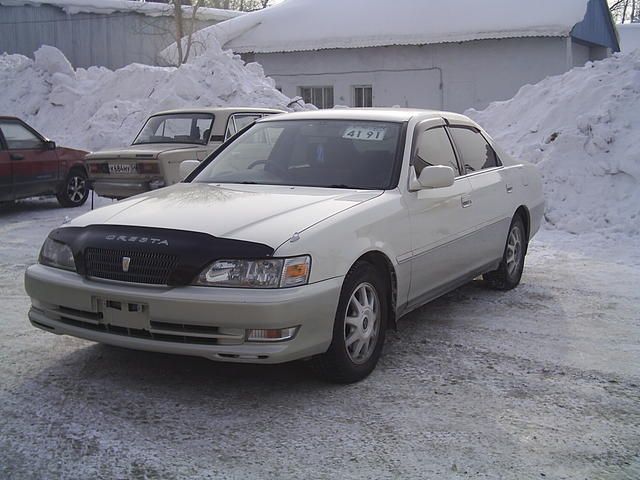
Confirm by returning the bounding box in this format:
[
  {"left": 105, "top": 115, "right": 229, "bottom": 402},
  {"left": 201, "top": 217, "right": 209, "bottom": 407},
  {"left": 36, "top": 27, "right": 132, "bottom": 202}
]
[
  {"left": 484, "top": 215, "right": 527, "bottom": 291},
  {"left": 57, "top": 169, "right": 89, "bottom": 208},
  {"left": 311, "top": 261, "right": 388, "bottom": 384}
]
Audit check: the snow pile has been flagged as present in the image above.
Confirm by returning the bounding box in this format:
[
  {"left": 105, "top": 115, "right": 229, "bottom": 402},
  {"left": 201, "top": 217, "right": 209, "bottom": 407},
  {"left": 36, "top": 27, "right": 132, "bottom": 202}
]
[
  {"left": 169, "top": 0, "right": 589, "bottom": 56},
  {"left": 468, "top": 51, "right": 640, "bottom": 238},
  {"left": 0, "top": 43, "right": 306, "bottom": 151}
]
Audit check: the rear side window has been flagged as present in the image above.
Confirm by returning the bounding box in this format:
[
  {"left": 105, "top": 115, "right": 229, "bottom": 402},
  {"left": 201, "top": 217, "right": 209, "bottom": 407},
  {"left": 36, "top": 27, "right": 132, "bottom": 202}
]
[
  {"left": 449, "top": 127, "right": 500, "bottom": 173},
  {"left": 0, "top": 121, "right": 43, "bottom": 149},
  {"left": 413, "top": 126, "right": 460, "bottom": 176}
]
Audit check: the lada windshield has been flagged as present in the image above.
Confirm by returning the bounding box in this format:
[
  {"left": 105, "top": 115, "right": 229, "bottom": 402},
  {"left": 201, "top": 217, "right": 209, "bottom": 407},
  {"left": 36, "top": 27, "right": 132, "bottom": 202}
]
[
  {"left": 133, "top": 113, "right": 214, "bottom": 145},
  {"left": 192, "top": 120, "right": 403, "bottom": 190}
]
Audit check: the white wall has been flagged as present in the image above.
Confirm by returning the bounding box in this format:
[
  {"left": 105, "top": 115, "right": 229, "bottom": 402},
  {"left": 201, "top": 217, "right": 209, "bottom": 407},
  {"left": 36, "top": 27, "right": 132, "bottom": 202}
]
[
  {"left": 571, "top": 42, "right": 591, "bottom": 67},
  {"left": 617, "top": 24, "right": 640, "bottom": 53},
  {"left": 253, "top": 37, "right": 572, "bottom": 113}
]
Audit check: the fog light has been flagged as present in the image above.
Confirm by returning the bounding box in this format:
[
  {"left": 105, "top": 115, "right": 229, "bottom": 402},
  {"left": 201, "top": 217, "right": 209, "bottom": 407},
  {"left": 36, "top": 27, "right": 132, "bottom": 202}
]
[{"left": 246, "top": 327, "right": 298, "bottom": 342}]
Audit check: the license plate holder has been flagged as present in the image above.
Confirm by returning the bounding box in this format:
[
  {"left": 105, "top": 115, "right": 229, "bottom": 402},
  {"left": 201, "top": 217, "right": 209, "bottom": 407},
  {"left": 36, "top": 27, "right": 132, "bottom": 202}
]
[
  {"left": 108, "top": 163, "right": 137, "bottom": 175},
  {"left": 96, "top": 298, "right": 149, "bottom": 330}
]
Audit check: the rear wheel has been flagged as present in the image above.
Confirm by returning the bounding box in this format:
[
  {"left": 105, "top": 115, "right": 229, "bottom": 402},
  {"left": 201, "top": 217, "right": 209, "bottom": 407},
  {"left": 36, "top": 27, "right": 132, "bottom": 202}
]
[
  {"left": 484, "top": 215, "right": 527, "bottom": 290},
  {"left": 311, "top": 261, "right": 388, "bottom": 384},
  {"left": 57, "top": 169, "right": 89, "bottom": 208}
]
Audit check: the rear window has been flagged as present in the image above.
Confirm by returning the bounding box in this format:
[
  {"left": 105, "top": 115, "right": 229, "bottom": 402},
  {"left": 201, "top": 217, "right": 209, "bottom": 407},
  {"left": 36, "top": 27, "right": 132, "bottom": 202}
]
[
  {"left": 449, "top": 127, "right": 500, "bottom": 173},
  {"left": 133, "top": 113, "right": 214, "bottom": 145}
]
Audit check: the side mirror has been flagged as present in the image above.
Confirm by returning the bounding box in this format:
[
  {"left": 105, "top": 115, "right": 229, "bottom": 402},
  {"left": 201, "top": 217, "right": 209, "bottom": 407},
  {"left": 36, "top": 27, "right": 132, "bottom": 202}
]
[
  {"left": 44, "top": 140, "right": 56, "bottom": 150},
  {"left": 179, "top": 160, "right": 200, "bottom": 180},
  {"left": 410, "top": 165, "right": 455, "bottom": 191}
]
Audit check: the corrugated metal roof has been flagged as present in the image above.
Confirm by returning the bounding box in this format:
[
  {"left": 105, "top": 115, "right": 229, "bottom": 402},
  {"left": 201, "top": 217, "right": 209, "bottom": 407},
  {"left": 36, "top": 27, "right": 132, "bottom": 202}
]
[
  {"left": 0, "top": 0, "right": 242, "bottom": 21},
  {"left": 218, "top": 0, "right": 591, "bottom": 54}
]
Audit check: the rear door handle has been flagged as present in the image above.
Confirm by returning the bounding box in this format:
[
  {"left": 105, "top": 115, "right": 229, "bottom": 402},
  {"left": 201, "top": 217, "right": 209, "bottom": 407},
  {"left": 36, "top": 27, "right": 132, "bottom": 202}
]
[
  {"left": 461, "top": 195, "right": 472, "bottom": 208},
  {"left": 10, "top": 153, "right": 24, "bottom": 160},
  {"left": 506, "top": 184, "right": 513, "bottom": 193}
]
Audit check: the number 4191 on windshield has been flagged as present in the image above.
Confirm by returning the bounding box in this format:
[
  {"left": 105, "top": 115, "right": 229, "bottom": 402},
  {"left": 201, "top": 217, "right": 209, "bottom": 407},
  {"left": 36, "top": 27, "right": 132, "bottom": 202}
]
[{"left": 342, "top": 126, "right": 387, "bottom": 141}]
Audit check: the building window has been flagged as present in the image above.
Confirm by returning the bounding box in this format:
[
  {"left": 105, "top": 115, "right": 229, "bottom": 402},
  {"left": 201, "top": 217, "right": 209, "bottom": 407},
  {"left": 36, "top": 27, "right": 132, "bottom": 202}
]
[
  {"left": 353, "top": 85, "right": 373, "bottom": 107},
  {"left": 299, "top": 86, "right": 334, "bottom": 109}
]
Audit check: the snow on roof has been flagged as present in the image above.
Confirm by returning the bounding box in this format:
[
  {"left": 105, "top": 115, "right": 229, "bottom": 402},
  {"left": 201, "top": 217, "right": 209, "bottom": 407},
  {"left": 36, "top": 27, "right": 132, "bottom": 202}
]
[
  {"left": 617, "top": 24, "right": 640, "bottom": 53},
  {"left": 218, "top": 0, "right": 590, "bottom": 54},
  {"left": 0, "top": 0, "right": 243, "bottom": 21}
]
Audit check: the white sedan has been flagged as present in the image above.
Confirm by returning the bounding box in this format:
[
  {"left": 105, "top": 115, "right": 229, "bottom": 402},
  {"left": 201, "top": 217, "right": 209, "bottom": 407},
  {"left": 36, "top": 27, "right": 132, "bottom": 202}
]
[{"left": 24, "top": 109, "right": 544, "bottom": 383}]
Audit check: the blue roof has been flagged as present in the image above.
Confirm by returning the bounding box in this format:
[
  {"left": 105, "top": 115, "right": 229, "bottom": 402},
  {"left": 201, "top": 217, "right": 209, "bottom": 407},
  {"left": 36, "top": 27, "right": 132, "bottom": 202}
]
[{"left": 571, "top": 0, "right": 621, "bottom": 52}]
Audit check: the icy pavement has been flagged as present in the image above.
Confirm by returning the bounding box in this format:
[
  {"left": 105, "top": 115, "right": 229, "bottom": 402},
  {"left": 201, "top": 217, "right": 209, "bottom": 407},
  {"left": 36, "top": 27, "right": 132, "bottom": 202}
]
[{"left": 1, "top": 198, "right": 639, "bottom": 479}]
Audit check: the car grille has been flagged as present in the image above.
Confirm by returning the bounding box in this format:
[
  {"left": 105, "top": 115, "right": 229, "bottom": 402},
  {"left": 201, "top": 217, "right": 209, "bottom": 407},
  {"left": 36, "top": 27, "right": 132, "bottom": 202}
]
[{"left": 85, "top": 248, "right": 178, "bottom": 285}]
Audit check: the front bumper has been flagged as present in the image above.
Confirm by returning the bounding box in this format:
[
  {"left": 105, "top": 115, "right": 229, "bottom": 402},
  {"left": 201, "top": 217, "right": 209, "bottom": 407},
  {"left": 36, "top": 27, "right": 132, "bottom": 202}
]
[{"left": 24, "top": 264, "right": 342, "bottom": 364}]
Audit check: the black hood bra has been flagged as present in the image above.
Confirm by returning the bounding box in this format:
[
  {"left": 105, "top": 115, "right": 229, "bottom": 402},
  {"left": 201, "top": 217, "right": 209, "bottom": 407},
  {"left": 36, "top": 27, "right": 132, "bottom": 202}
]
[{"left": 49, "top": 225, "right": 274, "bottom": 286}]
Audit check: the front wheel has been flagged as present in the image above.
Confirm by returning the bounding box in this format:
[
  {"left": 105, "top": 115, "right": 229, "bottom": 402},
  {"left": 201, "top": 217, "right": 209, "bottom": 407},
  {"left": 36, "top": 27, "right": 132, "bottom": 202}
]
[
  {"left": 310, "top": 261, "right": 388, "bottom": 384},
  {"left": 57, "top": 169, "right": 89, "bottom": 208},
  {"left": 484, "top": 215, "right": 527, "bottom": 290}
]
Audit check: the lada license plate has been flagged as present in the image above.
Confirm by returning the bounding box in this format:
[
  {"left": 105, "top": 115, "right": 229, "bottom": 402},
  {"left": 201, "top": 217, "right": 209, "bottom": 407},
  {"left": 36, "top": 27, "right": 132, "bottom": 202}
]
[{"left": 108, "top": 163, "right": 137, "bottom": 175}]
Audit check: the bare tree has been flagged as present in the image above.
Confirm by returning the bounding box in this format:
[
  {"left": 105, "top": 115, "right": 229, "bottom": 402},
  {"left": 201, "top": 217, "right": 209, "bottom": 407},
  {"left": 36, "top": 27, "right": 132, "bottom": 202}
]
[
  {"left": 202, "top": 0, "right": 271, "bottom": 11},
  {"left": 610, "top": 0, "right": 640, "bottom": 23},
  {"left": 172, "top": 0, "right": 204, "bottom": 65}
]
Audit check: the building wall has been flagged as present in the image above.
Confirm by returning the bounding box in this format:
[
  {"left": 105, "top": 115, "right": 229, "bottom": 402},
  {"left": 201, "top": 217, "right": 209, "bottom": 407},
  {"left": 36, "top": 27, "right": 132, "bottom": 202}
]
[
  {"left": 0, "top": 4, "right": 217, "bottom": 69},
  {"left": 617, "top": 24, "right": 640, "bottom": 53},
  {"left": 254, "top": 37, "right": 578, "bottom": 113},
  {"left": 571, "top": 41, "right": 592, "bottom": 67}
]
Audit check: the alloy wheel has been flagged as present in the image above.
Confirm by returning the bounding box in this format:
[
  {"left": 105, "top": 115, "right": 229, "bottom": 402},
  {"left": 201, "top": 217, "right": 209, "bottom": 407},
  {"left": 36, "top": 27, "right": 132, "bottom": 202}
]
[
  {"left": 506, "top": 225, "right": 523, "bottom": 277},
  {"left": 344, "top": 282, "right": 380, "bottom": 365}
]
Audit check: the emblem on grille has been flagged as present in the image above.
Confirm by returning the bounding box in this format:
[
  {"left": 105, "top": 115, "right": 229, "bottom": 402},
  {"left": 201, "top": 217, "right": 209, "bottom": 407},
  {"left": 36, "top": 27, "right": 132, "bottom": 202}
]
[{"left": 122, "top": 256, "right": 131, "bottom": 272}]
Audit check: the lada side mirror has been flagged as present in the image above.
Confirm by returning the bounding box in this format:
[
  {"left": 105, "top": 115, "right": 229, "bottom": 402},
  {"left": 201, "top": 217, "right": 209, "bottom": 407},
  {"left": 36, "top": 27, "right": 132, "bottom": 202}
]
[
  {"left": 409, "top": 165, "right": 455, "bottom": 191},
  {"left": 179, "top": 160, "right": 200, "bottom": 180}
]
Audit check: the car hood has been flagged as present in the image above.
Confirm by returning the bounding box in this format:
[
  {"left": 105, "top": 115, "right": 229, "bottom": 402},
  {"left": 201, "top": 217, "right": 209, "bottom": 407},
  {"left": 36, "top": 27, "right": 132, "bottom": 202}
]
[
  {"left": 70, "top": 183, "right": 382, "bottom": 248},
  {"left": 86, "top": 143, "right": 202, "bottom": 160}
]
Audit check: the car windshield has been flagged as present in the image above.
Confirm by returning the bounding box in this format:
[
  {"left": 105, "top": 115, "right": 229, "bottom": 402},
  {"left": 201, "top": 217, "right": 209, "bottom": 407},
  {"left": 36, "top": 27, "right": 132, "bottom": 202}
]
[
  {"left": 133, "top": 113, "right": 214, "bottom": 145},
  {"left": 192, "top": 119, "right": 403, "bottom": 190}
]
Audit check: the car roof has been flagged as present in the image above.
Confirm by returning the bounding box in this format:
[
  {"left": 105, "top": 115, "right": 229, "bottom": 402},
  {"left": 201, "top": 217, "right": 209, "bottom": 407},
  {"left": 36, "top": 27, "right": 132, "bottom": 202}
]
[
  {"left": 257, "top": 108, "right": 477, "bottom": 125},
  {"left": 150, "top": 107, "right": 286, "bottom": 116}
]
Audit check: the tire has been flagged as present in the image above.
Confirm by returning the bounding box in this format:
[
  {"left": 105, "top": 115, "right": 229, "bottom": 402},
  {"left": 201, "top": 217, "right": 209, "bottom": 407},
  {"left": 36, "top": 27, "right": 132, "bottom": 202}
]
[
  {"left": 57, "top": 169, "right": 89, "bottom": 208},
  {"left": 311, "top": 261, "right": 388, "bottom": 384},
  {"left": 483, "top": 215, "right": 527, "bottom": 291}
]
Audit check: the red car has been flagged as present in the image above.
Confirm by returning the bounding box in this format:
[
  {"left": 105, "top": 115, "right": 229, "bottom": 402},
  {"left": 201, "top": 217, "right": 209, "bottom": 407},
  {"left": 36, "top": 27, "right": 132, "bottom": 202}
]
[{"left": 0, "top": 117, "right": 89, "bottom": 207}]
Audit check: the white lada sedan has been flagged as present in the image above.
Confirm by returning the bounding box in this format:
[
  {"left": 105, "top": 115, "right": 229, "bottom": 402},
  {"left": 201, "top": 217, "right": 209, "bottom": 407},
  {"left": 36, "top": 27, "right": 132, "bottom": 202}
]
[{"left": 24, "top": 109, "right": 544, "bottom": 383}]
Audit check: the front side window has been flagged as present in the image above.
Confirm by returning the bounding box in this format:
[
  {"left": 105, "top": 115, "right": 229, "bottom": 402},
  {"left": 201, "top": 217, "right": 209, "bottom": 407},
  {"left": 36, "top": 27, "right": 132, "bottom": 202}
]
[
  {"left": 133, "top": 113, "right": 214, "bottom": 145},
  {"left": 413, "top": 127, "right": 460, "bottom": 176},
  {"left": 193, "top": 120, "right": 403, "bottom": 190},
  {"left": 353, "top": 86, "right": 373, "bottom": 107},
  {"left": 299, "top": 86, "right": 334, "bottom": 109},
  {"left": 0, "top": 121, "right": 43, "bottom": 150},
  {"left": 449, "top": 127, "right": 500, "bottom": 173}
]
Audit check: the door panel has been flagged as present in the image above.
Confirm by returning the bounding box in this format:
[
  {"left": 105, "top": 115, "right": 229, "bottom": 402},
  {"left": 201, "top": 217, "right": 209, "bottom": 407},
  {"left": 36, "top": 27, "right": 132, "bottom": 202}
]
[
  {"left": 11, "top": 147, "right": 60, "bottom": 198},
  {"left": 406, "top": 177, "right": 476, "bottom": 307},
  {"left": 0, "top": 151, "right": 12, "bottom": 201},
  {"left": 467, "top": 169, "right": 513, "bottom": 265},
  {"left": 0, "top": 120, "right": 60, "bottom": 199}
]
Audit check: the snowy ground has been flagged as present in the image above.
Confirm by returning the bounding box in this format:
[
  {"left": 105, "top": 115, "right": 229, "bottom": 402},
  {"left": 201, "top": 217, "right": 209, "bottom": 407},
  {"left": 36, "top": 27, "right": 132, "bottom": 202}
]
[{"left": 1, "top": 197, "right": 638, "bottom": 479}]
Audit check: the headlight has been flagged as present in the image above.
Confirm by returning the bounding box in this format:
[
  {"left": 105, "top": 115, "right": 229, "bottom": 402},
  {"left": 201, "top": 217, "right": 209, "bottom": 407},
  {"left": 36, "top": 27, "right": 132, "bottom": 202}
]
[
  {"left": 196, "top": 255, "right": 311, "bottom": 288},
  {"left": 39, "top": 237, "right": 76, "bottom": 272}
]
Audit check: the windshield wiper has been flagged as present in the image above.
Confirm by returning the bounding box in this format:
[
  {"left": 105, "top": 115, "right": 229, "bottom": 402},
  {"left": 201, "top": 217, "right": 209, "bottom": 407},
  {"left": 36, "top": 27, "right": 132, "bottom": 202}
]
[{"left": 327, "top": 184, "right": 355, "bottom": 189}]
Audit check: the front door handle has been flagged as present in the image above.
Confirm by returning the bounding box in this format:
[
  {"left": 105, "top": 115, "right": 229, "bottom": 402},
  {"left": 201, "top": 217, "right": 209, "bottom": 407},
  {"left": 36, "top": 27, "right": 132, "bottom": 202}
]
[
  {"left": 461, "top": 195, "right": 472, "bottom": 208},
  {"left": 506, "top": 184, "right": 513, "bottom": 193},
  {"left": 10, "top": 153, "right": 24, "bottom": 160}
]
